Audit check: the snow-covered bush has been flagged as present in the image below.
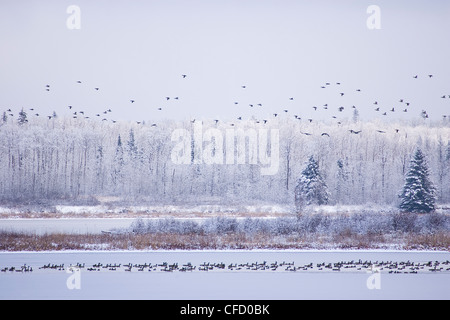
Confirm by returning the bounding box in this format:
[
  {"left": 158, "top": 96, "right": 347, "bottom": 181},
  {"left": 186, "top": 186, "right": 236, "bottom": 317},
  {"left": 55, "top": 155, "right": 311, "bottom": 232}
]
[{"left": 128, "top": 212, "right": 449, "bottom": 237}]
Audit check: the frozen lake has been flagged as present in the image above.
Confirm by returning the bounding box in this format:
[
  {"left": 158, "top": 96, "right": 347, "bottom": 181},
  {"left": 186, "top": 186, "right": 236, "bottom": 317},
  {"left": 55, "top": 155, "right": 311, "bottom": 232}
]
[
  {"left": 0, "top": 250, "right": 449, "bottom": 300},
  {"left": 0, "top": 218, "right": 139, "bottom": 234}
]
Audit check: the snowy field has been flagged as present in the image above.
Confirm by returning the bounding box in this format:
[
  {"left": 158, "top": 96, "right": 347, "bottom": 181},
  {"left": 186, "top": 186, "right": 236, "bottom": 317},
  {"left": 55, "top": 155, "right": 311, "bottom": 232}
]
[{"left": 0, "top": 250, "right": 449, "bottom": 300}]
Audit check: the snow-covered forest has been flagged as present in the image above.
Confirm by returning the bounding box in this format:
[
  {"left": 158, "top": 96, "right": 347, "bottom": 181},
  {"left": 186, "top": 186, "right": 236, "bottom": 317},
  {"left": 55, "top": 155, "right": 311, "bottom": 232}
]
[{"left": 0, "top": 115, "right": 449, "bottom": 207}]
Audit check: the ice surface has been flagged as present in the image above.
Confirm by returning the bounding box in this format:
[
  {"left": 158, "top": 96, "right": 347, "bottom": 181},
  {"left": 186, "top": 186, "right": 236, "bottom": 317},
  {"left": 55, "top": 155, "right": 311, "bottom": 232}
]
[{"left": 0, "top": 250, "right": 449, "bottom": 300}]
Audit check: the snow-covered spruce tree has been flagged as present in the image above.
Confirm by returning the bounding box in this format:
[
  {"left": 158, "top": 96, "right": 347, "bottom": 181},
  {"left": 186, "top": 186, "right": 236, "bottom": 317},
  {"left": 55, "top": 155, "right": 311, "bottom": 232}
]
[
  {"left": 1, "top": 112, "right": 7, "bottom": 124},
  {"left": 295, "top": 156, "right": 329, "bottom": 212},
  {"left": 17, "top": 108, "right": 28, "bottom": 125},
  {"left": 335, "top": 158, "right": 349, "bottom": 204},
  {"left": 399, "top": 148, "right": 437, "bottom": 213},
  {"left": 112, "top": 134, "right": 125, "bottom": 190}
]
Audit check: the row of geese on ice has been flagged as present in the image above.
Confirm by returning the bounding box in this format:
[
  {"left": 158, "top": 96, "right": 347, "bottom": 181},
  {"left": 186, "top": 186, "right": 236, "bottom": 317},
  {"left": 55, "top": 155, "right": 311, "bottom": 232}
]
[{"left": 2, "top": 259, "right": 450, "bottom": 274}]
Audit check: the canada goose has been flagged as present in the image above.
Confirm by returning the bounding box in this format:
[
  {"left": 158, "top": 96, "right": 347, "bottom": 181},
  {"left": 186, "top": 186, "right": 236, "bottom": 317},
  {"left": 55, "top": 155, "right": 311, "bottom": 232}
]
[
  {"left": 182, "top": 74, "right": 187, "bottom": 78},
  {"left": 349, "top": 130, "right": 362, "bottom": 134},
  {"left": 130, "top": 100, "right": 135, "bottom": 103},
  {"left": 321, "top": 133, "right": 330, "bottom": 137}
]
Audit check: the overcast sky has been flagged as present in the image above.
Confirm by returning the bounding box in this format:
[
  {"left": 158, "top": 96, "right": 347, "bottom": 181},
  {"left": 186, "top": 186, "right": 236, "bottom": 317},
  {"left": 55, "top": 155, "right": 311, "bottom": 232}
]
[{"left": 1, "top": 0, "right": 449, "bottom": 124}]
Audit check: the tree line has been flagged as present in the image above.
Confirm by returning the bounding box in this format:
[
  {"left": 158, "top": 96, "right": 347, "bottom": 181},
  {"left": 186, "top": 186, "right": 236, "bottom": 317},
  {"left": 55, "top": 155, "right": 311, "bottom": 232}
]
[{"left": 0, "top": 116, "right": 449, "bottom": 207}]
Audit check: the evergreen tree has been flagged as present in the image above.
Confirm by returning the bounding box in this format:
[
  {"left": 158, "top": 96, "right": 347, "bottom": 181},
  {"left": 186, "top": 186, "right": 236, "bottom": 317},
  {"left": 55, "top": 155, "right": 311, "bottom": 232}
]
[
  {"left": 127, "top": 129, "right": 138, "bottom": 159},
  {"left": 112, "top": 135, "right": 124, "bottom": 188},
  {"left": 399, "top": 148, "right": 436, "bottom": 213},
  {"left": 335, "top": 158, "right": 349, "bottom": 204},
  {"left": 352, "top": 108, "right": 360, "bottom": 123},
  {"left": 18, "top": 108, "right": 28, "bottom": 125},
  {"left": 1, "top": 112, "right": 7, "bottom": 124},
  {"left": 295, "top": 156, "right": 329, "bottom": 211}
]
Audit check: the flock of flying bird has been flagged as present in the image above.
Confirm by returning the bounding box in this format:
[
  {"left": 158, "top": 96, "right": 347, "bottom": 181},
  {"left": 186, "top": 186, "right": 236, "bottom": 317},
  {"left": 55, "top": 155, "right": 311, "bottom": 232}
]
[
  {"left": 2, "top": 259, "right": 449, "bottom": 274},
  {"left": 2, "top": 73, "right": 449, "bottom": 136}
]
